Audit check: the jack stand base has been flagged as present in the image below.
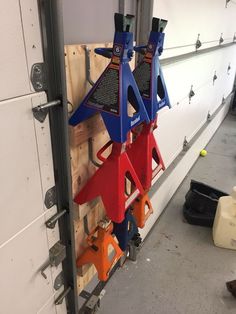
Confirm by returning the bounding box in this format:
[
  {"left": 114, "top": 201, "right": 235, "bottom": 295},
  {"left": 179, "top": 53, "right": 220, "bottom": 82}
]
[
  {"left": 77, "top": 221, "right": 123, "bottom": 281},
  {"left": 127, "top": 233, "right": 142, "bottom": 262}
]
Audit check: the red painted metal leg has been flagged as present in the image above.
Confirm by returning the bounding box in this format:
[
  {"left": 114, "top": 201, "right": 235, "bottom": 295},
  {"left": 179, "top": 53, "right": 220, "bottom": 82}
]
[
  {"left": 74, "top": 142, "right": 144, "bottom": 223},
  {"left": 127, "top": 118, "right": 165, "bottom": 191}
]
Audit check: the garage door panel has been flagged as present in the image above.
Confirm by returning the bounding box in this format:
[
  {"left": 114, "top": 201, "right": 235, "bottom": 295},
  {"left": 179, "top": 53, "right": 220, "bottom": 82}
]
[
  {"left": 0, "top": 216, "right": 55, "bottom": 314},
  {"left": 0, "top": 95, "right": 45, "bottom": 246},
  {"left": 0, "top": 0, "right": 30, "bottom": 100}
]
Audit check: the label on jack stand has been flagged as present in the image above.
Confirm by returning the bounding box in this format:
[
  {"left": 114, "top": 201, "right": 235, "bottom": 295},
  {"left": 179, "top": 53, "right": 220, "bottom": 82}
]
[
  {"left": 133, "top": 43, "right": 154, "bottom": 99},
  {"left": 87, "top": 64, "right": 120, "bottom": 115},
  {"left": 133, "top": 61, "right": 151, "bottom": 98}
]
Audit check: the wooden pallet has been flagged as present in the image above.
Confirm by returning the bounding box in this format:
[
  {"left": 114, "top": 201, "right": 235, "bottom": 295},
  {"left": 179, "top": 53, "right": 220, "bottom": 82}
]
[{"left": 65, "top": 43, "right": 135, "bottom": 292}]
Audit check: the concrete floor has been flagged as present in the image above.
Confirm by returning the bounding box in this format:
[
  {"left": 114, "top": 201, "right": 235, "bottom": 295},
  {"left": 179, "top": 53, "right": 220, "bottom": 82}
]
[{"left": 100, "top": 113, "right": 236, "bottom": 314}]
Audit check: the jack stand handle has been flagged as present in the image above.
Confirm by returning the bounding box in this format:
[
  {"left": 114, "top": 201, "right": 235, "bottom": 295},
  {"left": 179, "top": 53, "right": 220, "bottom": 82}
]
[
  {"left": 134, "top": 45, "right": 147, "bottom": 55},
  {"left": 95, "top": 48, "right": 113, "bottom": 59},
  {"left": 96, "top": 140, "right": 113, "bottom": 162}
]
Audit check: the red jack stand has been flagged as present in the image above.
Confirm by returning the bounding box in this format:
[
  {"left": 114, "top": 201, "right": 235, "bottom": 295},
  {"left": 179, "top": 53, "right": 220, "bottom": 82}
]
[
  {"left": 77, "top": 220, "right": 123, "bottom": 282},
  {"left": 74, "top": 142, "right": 144, "bottom": 223},
  {"left": 132, "top": 192, "right": 153, "bottom": 228},
  {"left": 127, "top": 117, "right": 165, "bottom": 191}
]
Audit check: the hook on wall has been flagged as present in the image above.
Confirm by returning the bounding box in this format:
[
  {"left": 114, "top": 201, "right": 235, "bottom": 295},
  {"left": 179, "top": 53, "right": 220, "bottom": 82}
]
[
  {"left": 88, "top": 137, "right": 102, "bottom": 168},
  {"left": 233, "top": 33, "right": 236, "bottom": 42},
  {"left": 227, "top": 63, "right": 231, "bottom": 75},
  {"left": 83, "top": 45, "right": 95, "bottom": 86}
]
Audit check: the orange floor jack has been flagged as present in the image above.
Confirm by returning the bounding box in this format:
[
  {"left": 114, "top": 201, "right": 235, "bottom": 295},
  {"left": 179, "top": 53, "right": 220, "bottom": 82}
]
[
  {"left": 77, "top": 220, "right": 123, "bottom": 282},
  {"left": 132, "top": 191, "right": 154, "bottom": 228}
]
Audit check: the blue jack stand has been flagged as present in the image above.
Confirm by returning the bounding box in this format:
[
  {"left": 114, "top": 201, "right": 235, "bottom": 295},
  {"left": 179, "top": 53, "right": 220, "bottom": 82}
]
[
  {"left": 69, "top": 13, "right": 150, "bottom": 143},
  {"left": 113, "top": 209, "right": 140, "bottom": 251},
  {"left": 133, "top": 17, "right": 170, "bottom": 120}
]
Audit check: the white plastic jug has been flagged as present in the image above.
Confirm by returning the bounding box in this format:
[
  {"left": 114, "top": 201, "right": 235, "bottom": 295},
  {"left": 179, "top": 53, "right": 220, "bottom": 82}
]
[{"left": 213, "top": 186, "right": 236, "bottom": 250}]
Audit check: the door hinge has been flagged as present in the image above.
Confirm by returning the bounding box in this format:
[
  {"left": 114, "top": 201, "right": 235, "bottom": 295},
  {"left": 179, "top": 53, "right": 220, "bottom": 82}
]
[
  {"left": 31, "top": 63, "right": 48, "bottom": 92},
  {"left": 40, "top": 242, "right": 66, "bottom": 279},
  {"left": 54, "top": 272, "right": 64, "bottom": 291},
  {"left": 44, "top": 186, "right": 57, "bottom": 209}
]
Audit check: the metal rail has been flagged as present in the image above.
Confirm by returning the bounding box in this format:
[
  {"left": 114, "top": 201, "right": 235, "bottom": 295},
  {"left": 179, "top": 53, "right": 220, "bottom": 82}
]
[
  {"left": 161, "top": 42, "right": 236, "bottom": 66},
  {"left": 38, "top": 0, "right": 79, "bottom": 313}
]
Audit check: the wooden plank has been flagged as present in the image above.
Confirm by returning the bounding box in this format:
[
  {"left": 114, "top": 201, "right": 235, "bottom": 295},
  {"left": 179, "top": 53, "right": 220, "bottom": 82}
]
[{"left": 65, "top": 43, "right": 135, "bottom": 292}]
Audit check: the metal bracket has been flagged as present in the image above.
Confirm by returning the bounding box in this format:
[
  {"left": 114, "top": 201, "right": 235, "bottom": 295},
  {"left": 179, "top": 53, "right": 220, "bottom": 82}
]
[
  {"left": 45, "top": 209, "right": 67, "bottom": 229},
  {"left": 32, "top": 100, "right": 61, "bottom": 123},
  {"left": 195, "top": 34, "right": 202, "bottom": 50},
  {"left": 44, "top": 186, "right": 57, "bottom": 209},
  {"left": 54, "top": 272, "right": 64, "bottom": 290},
  {"left": 40, "top": 242, "right": 66, "bottom": 279},
  {"left": 55, "top": 287, "right": 72, "bottom": 305},
  {"left": 183, "top": 136, "right": 189, "bottom": 151},
  {"left": 84, "top": 45, "right": 95, "bottom": 86},
  {"left": 80, "top": 290, "right": 101, "bottom": 314},
  {"left": 189, "top": 85, "right": 195, "bottom": 104},
  {"left": 31, "top": 63, "right": 48, "bottom": 91},
  {"left": 227, "top": 63, "right": 231, "bottom": 75},
  {"left": 219, "top": 33, "right": 224, "bottom": 45},
  {"left": 226, "top": 0, "right": 231, "bottom": 7},
  {"left": 207, "top": 112, "right": 212, "bottom": 121},
  {"left": 213, "top": 71, "right": 218, "bottom": 85}
]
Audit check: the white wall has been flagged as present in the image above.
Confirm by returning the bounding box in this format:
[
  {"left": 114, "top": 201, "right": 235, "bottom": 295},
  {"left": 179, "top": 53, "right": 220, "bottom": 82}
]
[
  {"left": 62, "top": 0, "right": 136, "bottom": 44},
  {"left": 141, "top": 0, "right": 236, "bottom": 237},
  {"left": 155, "top": 0, "right": 236, "bottom": 57},
  {"left": 0, "top": 1, "right": 66, "bottom": 313},
  {"left": 151, "top": 0, "right": 236, "bottom": 173}
]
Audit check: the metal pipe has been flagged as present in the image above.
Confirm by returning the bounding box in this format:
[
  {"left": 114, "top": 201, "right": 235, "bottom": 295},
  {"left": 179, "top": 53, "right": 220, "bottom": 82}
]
[{"left": 34, "top": 99, "right": 61, "bottom": 111}]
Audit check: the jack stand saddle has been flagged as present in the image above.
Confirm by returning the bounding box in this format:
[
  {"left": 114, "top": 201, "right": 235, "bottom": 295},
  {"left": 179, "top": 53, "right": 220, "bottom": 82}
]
[
  {"left": 74, "top": 141, "right": 144, "bottom": 223},
  {"left": 77, "top": 220, "right": 123, "bottom": 282}
]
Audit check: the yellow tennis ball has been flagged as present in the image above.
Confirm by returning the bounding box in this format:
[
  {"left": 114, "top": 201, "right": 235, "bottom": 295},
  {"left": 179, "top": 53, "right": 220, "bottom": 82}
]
[{"left": 200, "top": 149, "right": 207, "bottom": 157}]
